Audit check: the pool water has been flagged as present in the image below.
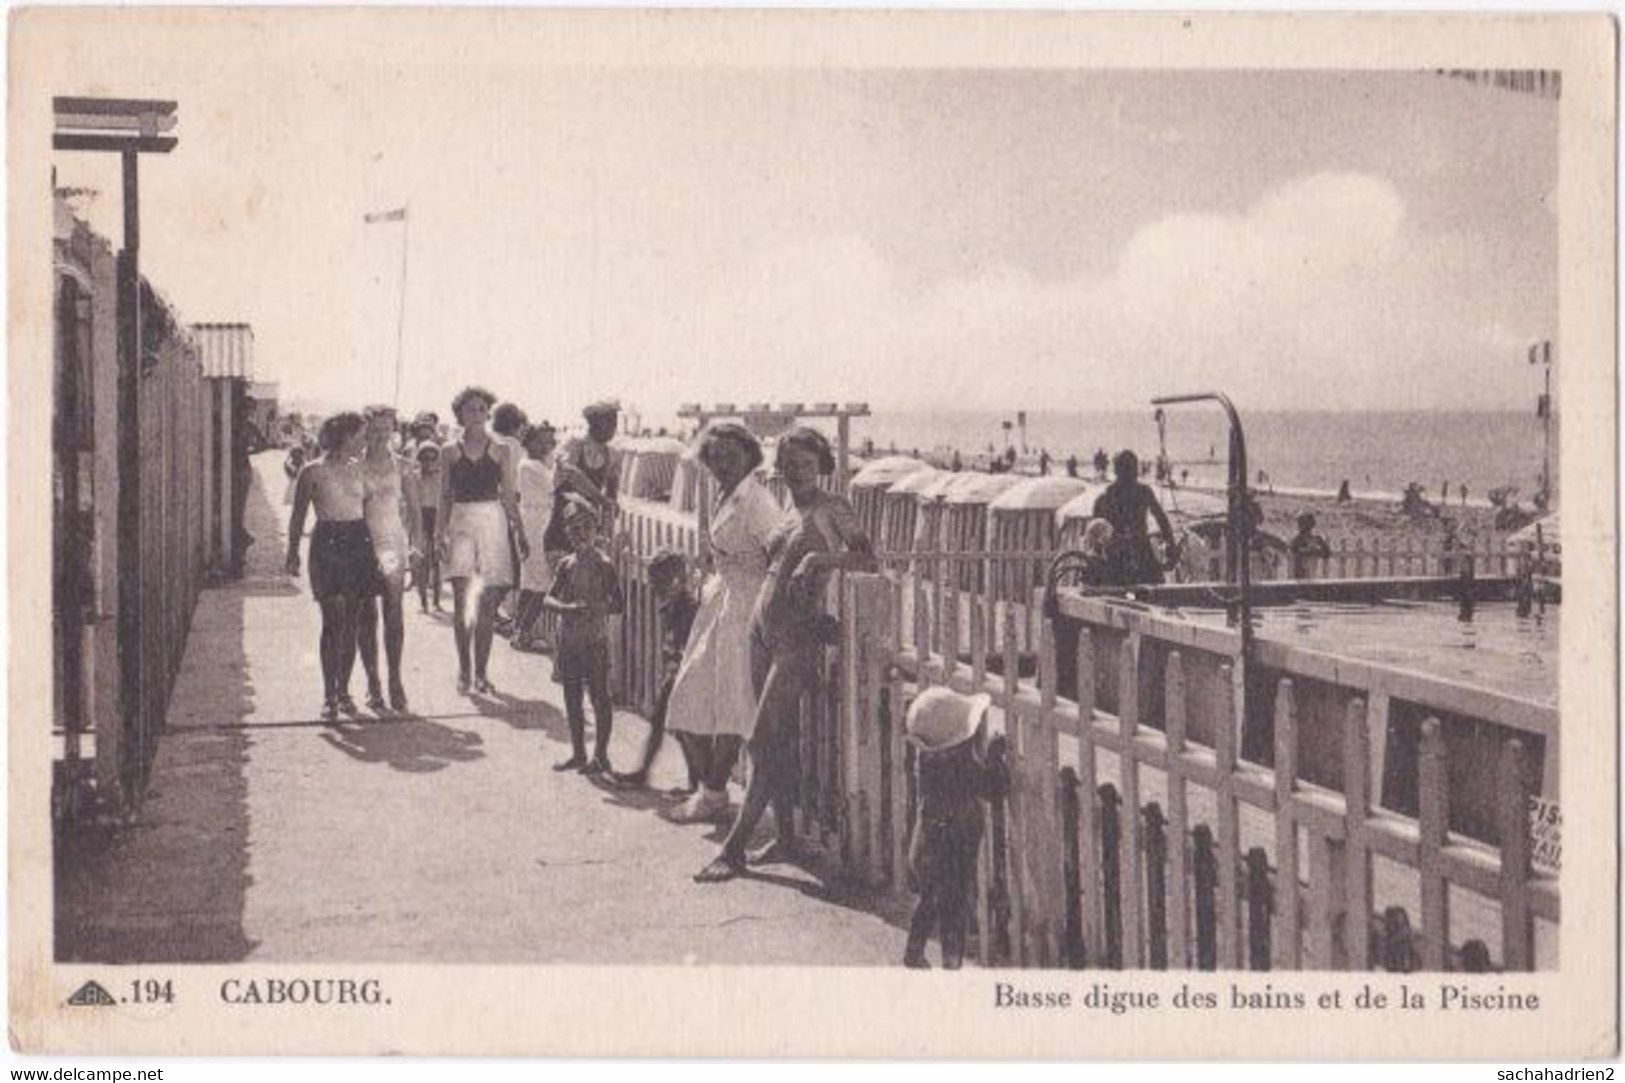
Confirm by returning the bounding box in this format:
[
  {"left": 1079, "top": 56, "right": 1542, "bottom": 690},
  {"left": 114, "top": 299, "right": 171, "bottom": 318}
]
[{"left": 1181, "top": 600, "right": 1558, "bottom": 706}]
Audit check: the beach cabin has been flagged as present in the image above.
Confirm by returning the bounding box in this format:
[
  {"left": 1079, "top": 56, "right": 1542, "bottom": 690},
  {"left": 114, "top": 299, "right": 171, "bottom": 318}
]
[
  {"left": 618, "top": 436, "right": 687, "bottom": 503},
  {"left": 986, "top": 476, "right": 1095, "bottom": 604},
  {"left": 848, "top": 455, "right": 931, "bottom": 544},
  {"left": 943, "top": 472, "right": 1024, "bottom": 592},
  {"left": 878, "top": 466, "right": 941, "bottom": 557}
]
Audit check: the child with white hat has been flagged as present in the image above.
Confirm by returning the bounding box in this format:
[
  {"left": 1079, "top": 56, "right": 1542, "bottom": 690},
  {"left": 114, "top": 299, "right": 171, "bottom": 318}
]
[{"left": 904, "top": 685, "right": 1009, "bottom": 969}]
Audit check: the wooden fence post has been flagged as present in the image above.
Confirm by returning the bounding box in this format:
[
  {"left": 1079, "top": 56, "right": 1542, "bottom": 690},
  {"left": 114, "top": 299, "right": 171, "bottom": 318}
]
[
  {"left": 1060, "top": 766, "right": 1085, "bottom": 967},
  {"left": 1099, "top": 783, "right": 1123, "bottom": 969},
  {"left": 1272, "top": 679, "right": 1302, "bottom": 969},
  {"left": 1214, "top": 663, "right": 1242, "bottom": 970},
  {"left": 1164, "top": 650, "right": 1192, "bottom": 969},
  {"left": 841, "top": 573, "right": 893, "bottom": 885},
  {"left": 1341, "top": 698, "right": 1374, "bottom": 971},
  {"left": 1192, "top": 825, "right": 1218, "bottom": 970},
  {"left": 1498, "top": 738, "right": 1536, "bottom": 972},
  {"left": 1075, "top": 627, "right": 1104, "bottom": 966},
  {"left": 1117, "top": 634, "right": 1146, "bottom": 968},
  {"left": 1417, "top": 717, "right": 1451, "bottom": 970},
  {"left": 1144, "top": 803, "right": 1169, "bottom": 969},
  {"left": 1246, "top": 847, "right": 1273, "bottom": 971}
]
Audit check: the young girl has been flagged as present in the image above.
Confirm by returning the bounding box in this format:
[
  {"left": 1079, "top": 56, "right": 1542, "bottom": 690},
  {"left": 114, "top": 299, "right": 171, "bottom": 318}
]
[
  {"left": 544, "top": 496, "right": 625, "bottom": 775},
  {"left": 286, "top": 413, "right": 380, "bottom": 720},
  {"left": 513, "top": 421, "right": 558, "bottom": 652},
  {"left": 414, "top": 439, "right": 445, "bottom": 613}
]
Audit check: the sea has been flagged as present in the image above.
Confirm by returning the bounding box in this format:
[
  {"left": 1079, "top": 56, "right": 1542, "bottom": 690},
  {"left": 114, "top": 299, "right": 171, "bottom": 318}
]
[{"left": 860, "top": 409, "right": 1558, "bottom": 503}]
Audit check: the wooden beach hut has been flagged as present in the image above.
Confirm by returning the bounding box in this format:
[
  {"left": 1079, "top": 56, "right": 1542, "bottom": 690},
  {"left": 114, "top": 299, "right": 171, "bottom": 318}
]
[
  {"left": 849, "top": 455, "right": 931, "bottom": 543},
  {"left": 986, "top": 476, "right": 1094, "bottom": 603},
  {"left": 943, "top": 472, "right": 1024, "bottom": 592},
  {"left": 878, "top": 466, "right": 941, "bottom": 557},
  {"left": 619, "top": 436, "right": 687, "bottom": 503}
]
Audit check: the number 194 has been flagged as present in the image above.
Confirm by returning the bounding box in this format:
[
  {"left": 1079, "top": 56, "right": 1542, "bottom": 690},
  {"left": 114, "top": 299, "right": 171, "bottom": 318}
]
[{"left": 130, "top": 979, "right": 174, "bottom": 1004}]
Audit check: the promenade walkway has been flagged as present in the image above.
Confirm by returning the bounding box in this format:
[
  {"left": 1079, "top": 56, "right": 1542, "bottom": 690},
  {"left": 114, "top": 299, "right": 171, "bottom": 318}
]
[{"left": 56, "top": 455, "right": 906, "bottom": 966}]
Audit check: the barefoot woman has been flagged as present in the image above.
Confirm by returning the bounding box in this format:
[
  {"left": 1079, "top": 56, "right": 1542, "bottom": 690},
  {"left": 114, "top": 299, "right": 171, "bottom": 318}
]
[
  {"left": 437, "top": 387, "right": 527, "bottom": 694},
  {"left": 286, "top": 412, "right": 381, "bottom": 720},
  {"left": 355, "top": 405, "right": 421, "bottom": 710},
  {"left": 695, "top": 427, "right": 876, "bottom": 881}
]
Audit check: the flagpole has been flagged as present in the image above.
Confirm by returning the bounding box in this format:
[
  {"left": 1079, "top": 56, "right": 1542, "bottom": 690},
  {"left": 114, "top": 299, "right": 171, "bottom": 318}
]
[
  {"left": 1541, "top": 348, "right": 1551, "bottom": 505},
  {"left": 392, "top": 204, "right": 410, "bottom": 410}
]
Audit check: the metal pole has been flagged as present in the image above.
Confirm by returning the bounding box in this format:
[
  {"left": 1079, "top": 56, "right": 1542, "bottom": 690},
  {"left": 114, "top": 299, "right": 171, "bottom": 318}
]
[
  {"left": 1541, "top": 360, "right": 1551, "bottom": 503},
  {"left": 392, "top": 205, "right": 410, "bottom": 409},
  {"left": 837, "top": 412, "right": 851, "bottom": 493}
]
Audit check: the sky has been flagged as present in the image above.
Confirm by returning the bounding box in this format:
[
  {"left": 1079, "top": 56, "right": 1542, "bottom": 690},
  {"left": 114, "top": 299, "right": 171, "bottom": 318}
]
[{"left": 50, "top": 26, "right": 1559, "bottom": 424}]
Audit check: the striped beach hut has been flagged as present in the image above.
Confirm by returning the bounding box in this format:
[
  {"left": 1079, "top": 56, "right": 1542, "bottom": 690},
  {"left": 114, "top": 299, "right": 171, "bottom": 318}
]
[
  {"left": 619, "top": 436, "right": 688, "bottom": 503},
  {"left": 943, "top": 472, "right": 1024, "bottom": 591},
  {"left": 878, "top": 466, "right": 942, "bottom": 557},
  {"left": 986, "top": 477, "right": 1095, "bottom": 602},
  {"left": 849, "top": 455, "right": 931, "bottom": 544}
]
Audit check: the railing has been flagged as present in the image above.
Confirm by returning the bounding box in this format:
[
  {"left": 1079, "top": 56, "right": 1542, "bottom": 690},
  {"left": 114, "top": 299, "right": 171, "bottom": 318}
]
[
  {"left": 838, "top": 572, "right": 1557, "bottom": 971},
  {"left": 607, "top": 500, "right": 1558, "bottom": 971}
]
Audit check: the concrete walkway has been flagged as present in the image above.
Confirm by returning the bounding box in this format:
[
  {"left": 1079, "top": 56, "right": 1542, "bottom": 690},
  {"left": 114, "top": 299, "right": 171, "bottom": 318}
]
[{"left": 56, "top": 455, "right": 906, "bottom": 966}]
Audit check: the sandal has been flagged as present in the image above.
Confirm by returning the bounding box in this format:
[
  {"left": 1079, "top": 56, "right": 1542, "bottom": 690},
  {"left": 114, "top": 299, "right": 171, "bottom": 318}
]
[
  {"left": 389, "top": 683, "right": 409, "bottom": 711},
  {"left": 474, "top": 675, "right": 495, "bottom": 695},
  {"left": 320, "top": 697, "right": 339, "bottom": 722},
  {"left": 457, "top": 672, "right": 472, "bottom": 695},
  {"left": 336, "top": 693, "right": 358, "bottom": 716},
  {"left": 365, "top": 687, "right": 387, "bottom": 712}
]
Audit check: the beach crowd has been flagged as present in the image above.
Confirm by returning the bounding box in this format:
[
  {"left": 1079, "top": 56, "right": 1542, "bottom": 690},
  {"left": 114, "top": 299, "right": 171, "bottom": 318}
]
[{"left": 282, "top": 391, "right": 1226, "bottom": 966}]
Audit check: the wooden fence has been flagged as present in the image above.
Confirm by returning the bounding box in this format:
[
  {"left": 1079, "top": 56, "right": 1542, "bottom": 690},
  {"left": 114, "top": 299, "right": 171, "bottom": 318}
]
[
  {"left": 54, "top": 209, "right": 214, "bottom": 817},
  {"left": 608, "top": 497, "right": 1559, "bottom": 971},
  {"left": 837, "top": 573, "right": 1558, "bottom": 971}
]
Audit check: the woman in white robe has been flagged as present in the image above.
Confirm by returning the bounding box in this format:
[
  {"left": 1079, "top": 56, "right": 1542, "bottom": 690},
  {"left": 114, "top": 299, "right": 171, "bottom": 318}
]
[{"left": 665, "top": 423, "right": 781, "bottom": 823}]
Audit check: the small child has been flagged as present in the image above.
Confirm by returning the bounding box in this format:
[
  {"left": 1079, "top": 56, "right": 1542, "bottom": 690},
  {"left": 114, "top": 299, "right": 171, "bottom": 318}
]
[
  {"left": 544, "top": 495, "right": 626, "bottom": 776},
  {"left": 904, "top": 686, "right": 1009, "bottom": 970},
  {"left": 610, "top": 549, "right": 701, "bottom": 793}
]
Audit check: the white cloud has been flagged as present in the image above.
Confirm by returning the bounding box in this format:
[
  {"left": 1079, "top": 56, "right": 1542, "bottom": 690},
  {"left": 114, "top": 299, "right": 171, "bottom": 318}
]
[{"left": 663, "top": 171, "right": 1544, "bottom": 415}]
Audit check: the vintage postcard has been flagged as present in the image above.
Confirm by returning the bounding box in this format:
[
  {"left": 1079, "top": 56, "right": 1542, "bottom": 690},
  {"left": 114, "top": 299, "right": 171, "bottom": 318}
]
[{"left": 8, "top": 7, "right": 1617, "bottom": 1060}]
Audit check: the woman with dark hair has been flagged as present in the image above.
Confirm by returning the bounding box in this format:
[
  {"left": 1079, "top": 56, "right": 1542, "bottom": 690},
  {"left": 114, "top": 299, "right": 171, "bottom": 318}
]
[
  {"left": 354, "top": 405, "right": 421, "bottom": 711},
  {"left": 286, "top": 411, "right": 380, "bottom": 720},
  {"left": 437, "top": 386, "right": 527, "bottom": 694},
  {"left": 663, "top": 423, "right": 780, "bottom": 818},
  {"left": 695, "top": 426, "right": 876, "bottom": 882}
]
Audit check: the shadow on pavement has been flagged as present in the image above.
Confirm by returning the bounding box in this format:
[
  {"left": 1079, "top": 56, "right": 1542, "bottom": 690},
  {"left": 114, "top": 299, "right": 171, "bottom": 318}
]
[
  {"left": 318, "top": 713, "right": 486, "bottom": 773},
  {"left": 52, "top": 458, "right": 296, "bottom": 963}
]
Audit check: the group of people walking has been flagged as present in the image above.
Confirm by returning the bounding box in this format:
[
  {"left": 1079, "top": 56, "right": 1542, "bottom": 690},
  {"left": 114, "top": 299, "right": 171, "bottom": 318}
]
[{"left": 284, "top": 397, "right": 880, "bottom": 889}]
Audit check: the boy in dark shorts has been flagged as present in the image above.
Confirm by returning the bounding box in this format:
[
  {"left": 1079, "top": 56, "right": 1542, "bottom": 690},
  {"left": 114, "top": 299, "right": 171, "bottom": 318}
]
[
  {"left": 545, "top": 495, "right": 625, "bottom": 775},
  {"left": 611, "top": 549, "right": 702, "bottom": 793}
]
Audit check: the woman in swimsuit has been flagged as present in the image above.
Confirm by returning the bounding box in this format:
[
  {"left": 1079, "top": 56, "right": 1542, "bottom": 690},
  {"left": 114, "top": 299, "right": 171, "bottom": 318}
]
[
  {"left": 286, "top": 412, "right": 380, "bottom": 721},
  {"left": 695, "top": 427, "right": 876, "bottom": 882},
  {"left": 355, "top": 405, "right": 421, "bottom": 711},
  {"left": 437, "top": 386, "right": 528, "bottom": 694}
]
